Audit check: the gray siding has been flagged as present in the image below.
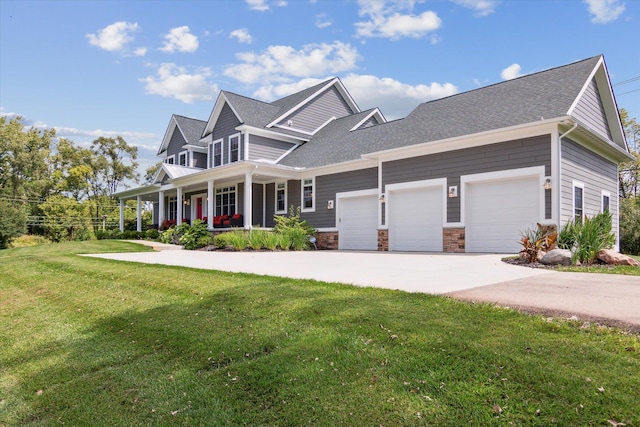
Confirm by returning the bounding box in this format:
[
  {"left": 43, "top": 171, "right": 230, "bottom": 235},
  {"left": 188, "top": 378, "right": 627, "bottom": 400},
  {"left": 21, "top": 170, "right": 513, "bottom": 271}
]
[
  {"left": 166, "top": 128, "right": 187, "bottom": 159},
  {"left": 560, "top": 138, "right": 618, "bottom": 235},
  {"left": 300, "top": 168, "right": 378, "bottom": 228},
  {"left": 383, "top": 135, "right": 552, "bottom": 223},
  {"left": 252, "top": 183, "right": 263, "bottom": 227},
  {"left": 192, "top": 152, "right": 207, "bottom": 169},
  {"left": 265, "top": 183, "right": 275, "bottom": 227},
  {"left": 572, "top": 78, "right": 612, "bottom": 140},
  {"left": 248, "top": 135, "right": 295, "bottom": 162},
  {"left": 278, "top": 86, "right": 352, "bottom": 133},
  {"left": 212, "top": 104, "right": 245, "bottom": 167}
]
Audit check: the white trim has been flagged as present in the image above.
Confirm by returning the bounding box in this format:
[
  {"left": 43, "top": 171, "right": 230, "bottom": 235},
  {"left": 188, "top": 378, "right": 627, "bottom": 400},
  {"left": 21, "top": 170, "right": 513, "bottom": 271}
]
[
  {"left": 601, "top": 190, "right": 611, "bottom": 213},
  {"left": 301, "top": 177, "right": 316, "bottom": 213},
  {"left": 272, "top": 123, "right": 315, "bottom": 135},
  {"left": 572, "top": 180, "right": 585, "bottom": 222},
  {"left": 385, "top": 178, "right": 448, "bottom": 227},
  {"left": 273, "top": 143, "right": 301, "bottom": 164},
  {"left": 316, "top": 227, "right": 338, "bottom": 232},
  {"left": 244, "top": 132, "right": 250, "bottom": 162},
  {"left": 460, "top": 166, "right": 546, "bottom": 226},
  {"left": 311, "top": 116, "right": 337, "bottom": 135},
  {"left": 236, "top": 125, "right": 310, "bottom": 144},
  {"left": 350, "top": 108, "right": 386, "bottom": 131},
  {"left": 364, "top": 120, "right": 561, "bottom": 163},
  {"left": 275, "top": 181, "right": 287, "bottom": 214}
]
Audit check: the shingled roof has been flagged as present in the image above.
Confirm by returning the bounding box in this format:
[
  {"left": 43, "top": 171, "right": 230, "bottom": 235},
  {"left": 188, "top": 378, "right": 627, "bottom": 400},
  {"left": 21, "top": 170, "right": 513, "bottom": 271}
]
[
  {"left": 280, "top": 55, "right": 603, "bottom": 168},
  {"left": 173, "top": 115, "right": 207, "bottom": 147}
]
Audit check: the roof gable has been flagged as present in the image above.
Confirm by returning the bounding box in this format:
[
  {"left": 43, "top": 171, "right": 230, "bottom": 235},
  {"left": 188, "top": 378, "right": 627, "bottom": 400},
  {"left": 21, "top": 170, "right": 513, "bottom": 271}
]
[
  {"left": 267, "top": 78, "right": 361, "bottom": 129},
  {"left": 568, "top": 56, "right": 626, "bottom": 150},
  {"left": 157, "top": 115, "right": 206, "bottom": 156}
]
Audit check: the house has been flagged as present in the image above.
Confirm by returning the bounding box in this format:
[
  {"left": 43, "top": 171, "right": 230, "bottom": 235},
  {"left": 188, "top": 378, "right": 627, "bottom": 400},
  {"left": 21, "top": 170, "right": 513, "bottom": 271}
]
[{"left": 115, "top": 55, "right": 633, "bottom": 253}]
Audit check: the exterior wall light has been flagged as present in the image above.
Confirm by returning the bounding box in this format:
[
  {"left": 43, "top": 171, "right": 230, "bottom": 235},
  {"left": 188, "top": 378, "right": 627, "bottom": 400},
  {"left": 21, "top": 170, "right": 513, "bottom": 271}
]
[
  {"left": 448, "top": 186, "right": 458, "bottom": 198},
  {"left": 544, "top": 178, "right": 552, "bottom": 190},
  {"left": 379, "top": 194, "right": 385, "bottom": 203}
]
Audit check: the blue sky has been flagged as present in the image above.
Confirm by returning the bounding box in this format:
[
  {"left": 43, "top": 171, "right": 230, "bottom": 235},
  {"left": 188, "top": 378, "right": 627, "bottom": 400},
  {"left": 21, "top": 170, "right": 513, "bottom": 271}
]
[{"left": 1, "top": 0, "right": 638, "bottom": 173}]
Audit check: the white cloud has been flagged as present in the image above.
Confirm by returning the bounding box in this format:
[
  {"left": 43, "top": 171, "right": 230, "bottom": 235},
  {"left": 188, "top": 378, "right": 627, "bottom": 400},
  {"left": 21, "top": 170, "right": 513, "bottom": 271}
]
[
  {"left": 584, "top": 0, "right": 625, "bottom": 23},
  {"left": 500, "top": 63, "right": 522, "bottom": 80},
  {"left": 230, "top": 28, "right": 253, "bottom": 44},
  {"left": 245, "top": 0, "right": 286, "bottom": 11},
  {"left": 355, "top": 0, "right": 442, "bottom": 39},
  {"left": 450, "top": 0, "right": 500, "bottom": 16},
  {"left": 224, "top": 41, "right": 360, "bottom": 84},
  {"left": 141, "top": 63, "right": 218, "bottom": 103},
  {"left": 253, "top": 74, "right": 457, "bottom": 120},
  {"left": 134, "top": 47, "right": 148, "bottom": 56},
  {"left": 86, "top": 21, "right": 140, "bottom": 52},
  {"left": 160, "top": 26, "right": 199, "bottom": 53},
  {"left": 315, "top": 13, "right": 333, "bottom": 29},
  {"left": 342, "top": 74, "right": 457, "bottom": 119}
]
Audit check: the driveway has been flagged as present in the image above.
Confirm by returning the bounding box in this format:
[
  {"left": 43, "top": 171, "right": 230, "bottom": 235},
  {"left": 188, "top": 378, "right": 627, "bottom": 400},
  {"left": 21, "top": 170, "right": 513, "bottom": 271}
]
[{"left": 85, "top": 242, "right": 640, "bottom": 330}]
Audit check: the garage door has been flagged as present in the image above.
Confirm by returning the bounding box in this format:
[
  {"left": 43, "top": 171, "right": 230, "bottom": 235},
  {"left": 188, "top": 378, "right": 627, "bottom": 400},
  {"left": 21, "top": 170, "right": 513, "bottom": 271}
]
[
  {"left": 338, "top": 194, "right": 378, "bottom": 250},
  {"left": 466, "top": 176, "right": 539, "bottom": 253},
  {"left": 389, "top": 186, "right": 443, "bottom": 252}
]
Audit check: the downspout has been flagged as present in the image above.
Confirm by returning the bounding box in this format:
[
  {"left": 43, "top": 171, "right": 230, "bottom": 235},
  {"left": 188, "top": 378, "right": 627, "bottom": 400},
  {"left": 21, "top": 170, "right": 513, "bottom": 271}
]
[{"left": 557, "top": 120, "right": 578, "bottom": 226}]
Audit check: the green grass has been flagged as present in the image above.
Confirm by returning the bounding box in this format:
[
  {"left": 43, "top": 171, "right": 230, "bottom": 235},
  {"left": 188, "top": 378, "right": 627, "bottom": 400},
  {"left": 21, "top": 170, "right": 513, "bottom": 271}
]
[{"left": 1, "top": 241, "right": 639, "bottom": 426}]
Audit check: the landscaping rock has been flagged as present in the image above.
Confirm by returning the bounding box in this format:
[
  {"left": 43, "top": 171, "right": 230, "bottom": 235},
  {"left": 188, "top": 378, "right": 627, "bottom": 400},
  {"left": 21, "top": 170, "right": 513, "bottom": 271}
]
[
  {"left": 541, "top": 249, "right": 572, "bottom": 266},
  {"left": 597, "top": 249, "right": 640, "bottom": 266}
]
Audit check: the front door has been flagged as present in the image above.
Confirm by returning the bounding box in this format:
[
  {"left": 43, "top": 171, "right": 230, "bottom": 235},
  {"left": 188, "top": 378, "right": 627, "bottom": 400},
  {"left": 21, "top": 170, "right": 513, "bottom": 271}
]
[{"left": 196, "top": 197, "right": 203, "bottom": 220}]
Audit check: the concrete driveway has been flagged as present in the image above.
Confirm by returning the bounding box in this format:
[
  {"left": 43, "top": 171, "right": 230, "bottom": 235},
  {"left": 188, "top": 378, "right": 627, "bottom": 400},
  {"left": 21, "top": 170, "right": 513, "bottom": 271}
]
[{"left": 85, "top": 242, "right": 640, "bottom": 330}]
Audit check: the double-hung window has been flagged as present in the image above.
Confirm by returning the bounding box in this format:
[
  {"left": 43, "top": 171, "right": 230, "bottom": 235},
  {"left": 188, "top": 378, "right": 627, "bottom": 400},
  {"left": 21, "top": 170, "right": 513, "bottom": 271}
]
[
  {"left": 209, "top": 139, "right": 223, "bottom": 168},
  {"left": 168, "top": 197, "right": 177, "bottom": 220},
  {"left": 573, "top": 181, "right": 584, "bottom": 222},
  {"left": 275, "top": 182, "right": 287, "bottom": 214},
  {"left": 301, "top": 178, "right": 314, "bottom": 212},
  {"left": 165, "top": 155, "right": 175, "bottom": 165},
  {"left": 215, "top": 186, "right": 236, "bottom": 216},
  {"left": 228, "top": 134, "right": 240, "bottom": 163},
  {"left": 178, "top": 150, "right": 188, "bottom": 167}
]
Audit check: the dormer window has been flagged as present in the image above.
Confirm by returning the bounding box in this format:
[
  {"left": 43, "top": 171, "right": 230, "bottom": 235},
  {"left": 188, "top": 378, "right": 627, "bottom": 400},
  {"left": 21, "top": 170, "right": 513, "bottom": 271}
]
[
  {"left": 178, "top": 150, "right": 189, "bottom": 167},
  {"left": 165, "top": 155, "right": 175, "bottom": 165},
  {"left": 229, "top": 134, "right": 240, "bottom": 163},
  {"left": 209, "top": 139, "right": 222, "bottom": 168}
]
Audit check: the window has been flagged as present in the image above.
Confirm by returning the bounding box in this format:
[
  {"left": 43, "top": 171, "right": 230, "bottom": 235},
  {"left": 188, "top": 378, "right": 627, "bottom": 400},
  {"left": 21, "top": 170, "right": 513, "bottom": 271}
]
[
  {"left": 168, "top": 197, "right": 177, "bottom": 220},
  {"left": 275, "top": 181, "right": 287, "bottom": 213},
  {"left": 302, "top": 178, "right": 314, "bottom": 211},
  {"left": 228, "top": 134, "right": 240, "bottom": 163},
  {"left": 165, "top": 155, "right": 175, "bottom": 165},
  {"left": 209, "top": 139, "right": 223, "bottom": 168},
  {"left": 215, "top": 186, "right": 236, "bottom": 217},
  {"left": 178, "top": 151, "right": 188, "bottom": 166},
  {"left": 602, "top": 191, "right": 610, "bottom": 213},
  {"left": 573, "top": 182, "right": 584, "bottom": 222}
]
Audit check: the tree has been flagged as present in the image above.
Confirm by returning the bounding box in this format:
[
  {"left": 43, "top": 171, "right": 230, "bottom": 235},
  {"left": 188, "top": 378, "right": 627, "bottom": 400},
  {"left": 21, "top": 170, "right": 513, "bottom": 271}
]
[
  {"left": 0, "top": 116, "right": 54, "bottom": 201},
  {"left": 39, "top": 195, "right": 93, "bottom": 242},
  {"left": 85, "top": 136, "right": 139, "bottom": 229},
  {"left": 619, "top": 108, "right": 640, "bottom": 198},
  {"left": 144, "top": 161, "right": 162, "bottom": 184},
  {"left": 0, "top": 199, "right": 26, "bottom": 249},
  {"left": 50, "top": 138, "right": 94, "bottom": 200}
]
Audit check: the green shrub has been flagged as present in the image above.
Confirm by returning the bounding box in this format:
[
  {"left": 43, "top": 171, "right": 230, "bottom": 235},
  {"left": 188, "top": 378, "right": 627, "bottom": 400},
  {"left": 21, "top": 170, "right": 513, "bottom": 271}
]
[
  {"left": 10, "top": 234, "right": 51, "bottom": 248},
  {"left": 161, "top": 227, "right": 176, "bottom": 244},
  {"left": 0, "top": 200, "right": 26, "bottom": 249},
  {"left": 213, "top": 233, "right": 229, "bottom": 249},
  {"left": 145, "top": 229, "right": 160, "bottom": 240},
  {"left": 121, "top": 230, "right": 144, "bottom": 240},
  {"left": 558, "top": 211, "right": 616, "bottom": 264},
  {"left": 519, "top": 224, "right": 557, "bottom": 263},
  {"left": 74, "top": 227, "right": 95, "bottom": 241},
  {"left": 278, "top": 233, "right": 292, "bottom": 251},
  {"left": 248, "top": 229, "right": 267, "bottom": 250},
  {"left": 227, "top": 229, "right": 248, "bottom": 251},
  {"left": 620, "top": 197, "right": 640, "bottom": 255},
  {"left": 262, "top": 231, "right": 279, "bottom": 251},
  {"left": 273, "top": 206, "right": 315, "bottom": 251},
  {"left": 179, "top": 220, "right": 212, "bottom": 250}
]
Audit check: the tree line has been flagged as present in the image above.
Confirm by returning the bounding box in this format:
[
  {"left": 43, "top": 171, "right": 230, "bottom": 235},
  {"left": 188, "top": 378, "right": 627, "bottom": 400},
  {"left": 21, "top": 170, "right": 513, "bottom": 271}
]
[{"left": 0, "top": 116, "right": 143, "bottom": 247}]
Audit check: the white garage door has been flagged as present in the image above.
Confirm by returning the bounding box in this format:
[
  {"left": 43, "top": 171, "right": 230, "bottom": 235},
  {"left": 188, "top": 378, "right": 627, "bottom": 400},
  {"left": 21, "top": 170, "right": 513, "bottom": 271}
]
[
  {"left": 389, "top": 186, "right": 443, "bottom": 252},
  {"left": 466, "top": 176, "right": 540, "bottom": 253},
  {"left": 339, "top": 194, "right": 378, "bottom": 250}
]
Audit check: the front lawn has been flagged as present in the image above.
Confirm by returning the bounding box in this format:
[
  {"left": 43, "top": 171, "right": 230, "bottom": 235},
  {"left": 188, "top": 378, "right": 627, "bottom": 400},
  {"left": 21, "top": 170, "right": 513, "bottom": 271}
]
[{"left": 1, "top": 241, "right": 639, "bottom": 426}]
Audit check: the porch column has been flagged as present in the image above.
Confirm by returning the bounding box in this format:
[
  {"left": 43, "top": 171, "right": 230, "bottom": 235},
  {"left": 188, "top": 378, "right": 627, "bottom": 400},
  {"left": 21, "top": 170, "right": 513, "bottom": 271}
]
[
  {"left": 136, "top": 196, "right": 142, "bottom": 232},
  {"left": 207, "top": 180, "right": 214, "bottom": 229},
  {"left": 244, "top": 172, "right": 253, "bottom": 230},
  {"left": 176, "top": 187, "right": 183, "bottom": 226},
  {"left": 158, "top": 191, "right": 165, "bottom": 228},
  {"left": 119, "top": 199, "right": 125, "bottom": 232}
]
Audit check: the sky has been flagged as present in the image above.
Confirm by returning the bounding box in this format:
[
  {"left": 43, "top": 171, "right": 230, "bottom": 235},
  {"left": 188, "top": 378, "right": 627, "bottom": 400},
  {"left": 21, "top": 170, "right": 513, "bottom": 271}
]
[{"left": 1, "top": 0, "right": 639, "bottom": 174}]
